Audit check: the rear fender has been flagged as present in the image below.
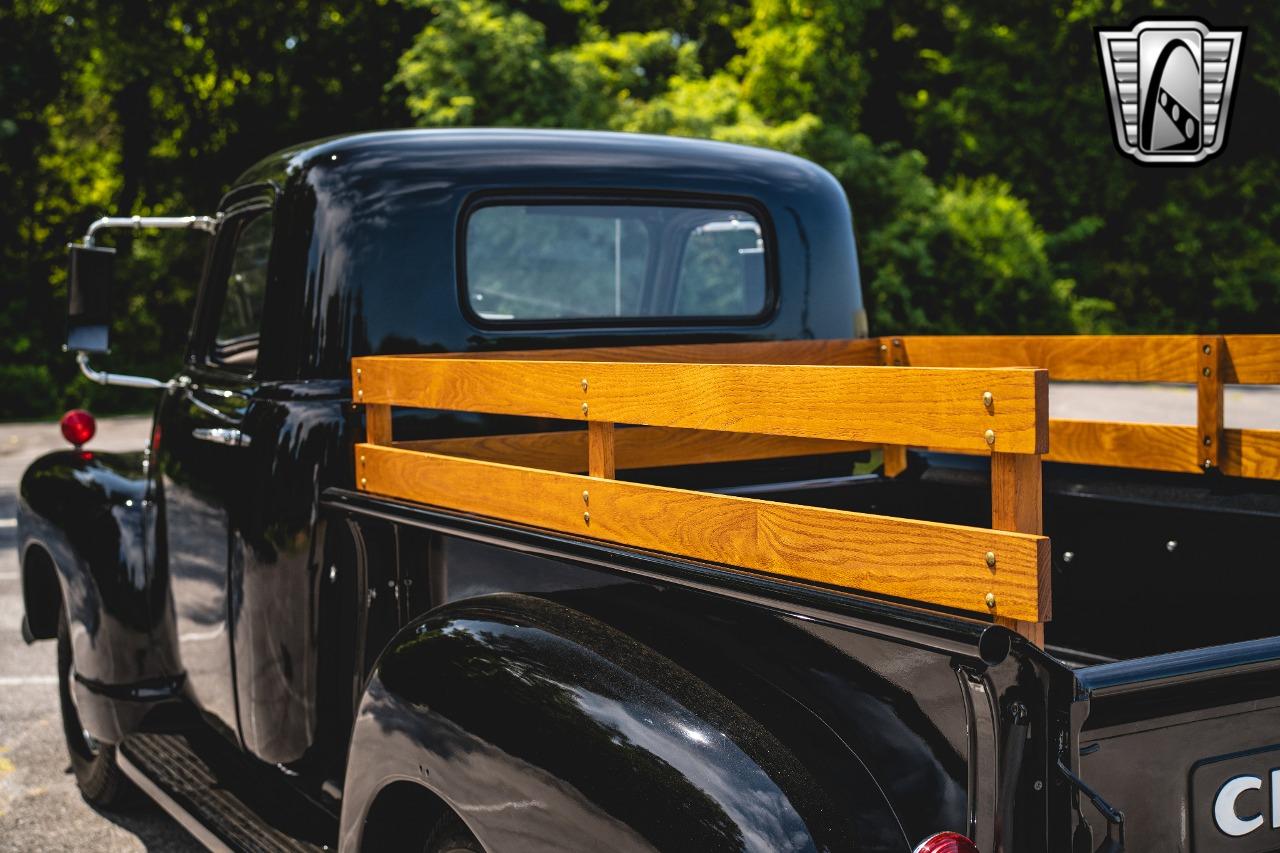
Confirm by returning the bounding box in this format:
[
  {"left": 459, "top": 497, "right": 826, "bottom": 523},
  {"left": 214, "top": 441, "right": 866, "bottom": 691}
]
[{"left": 340, "top": 592, "right": 903, "bottom": 853}]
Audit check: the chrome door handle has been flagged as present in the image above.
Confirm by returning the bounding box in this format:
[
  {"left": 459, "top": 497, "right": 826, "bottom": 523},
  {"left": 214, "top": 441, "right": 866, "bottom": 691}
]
[{"left": 191, "top": 427, "right": 250, "bottom": 447}]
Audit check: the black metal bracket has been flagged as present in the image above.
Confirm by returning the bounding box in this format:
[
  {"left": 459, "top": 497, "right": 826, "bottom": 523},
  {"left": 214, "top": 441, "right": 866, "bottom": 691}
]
[{"left": 1057, "top": 753, "right": 1125, "bottom": 851}]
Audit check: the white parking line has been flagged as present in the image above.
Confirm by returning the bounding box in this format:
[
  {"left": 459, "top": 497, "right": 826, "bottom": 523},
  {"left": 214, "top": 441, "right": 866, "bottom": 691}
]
[
  {"left": 0, "top": 676, "right": 57, "bottom": 686},
  {"left": 0, "top": 572, "right": 18, "bottom": 581}
]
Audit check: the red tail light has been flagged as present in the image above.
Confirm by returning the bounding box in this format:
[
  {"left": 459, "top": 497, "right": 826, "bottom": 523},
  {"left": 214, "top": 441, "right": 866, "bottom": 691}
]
[
  {"left": 913, "top": 832, "right": 980, "bottom": 853},
  {"left": 60, "top": 409, "right": 96, "bottom": 447}
]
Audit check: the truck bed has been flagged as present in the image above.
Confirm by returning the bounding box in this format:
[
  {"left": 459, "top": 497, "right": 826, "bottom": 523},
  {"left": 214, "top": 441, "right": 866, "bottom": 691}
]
[{"left": 718, "top": 455, "right": 1280, "bottom": 665}]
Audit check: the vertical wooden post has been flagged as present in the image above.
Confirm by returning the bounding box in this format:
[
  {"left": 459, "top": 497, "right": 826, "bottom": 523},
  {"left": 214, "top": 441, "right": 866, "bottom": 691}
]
[
  {"left": 1197, "top": 335, "right": 1224, "bottom": 472},
  {"left": 991, "top": 451, "right": 1047, "bottom": 646},
  {"left": 883, "top": 445, "right": 908, "bottom": 478},
  {"left": 366, "top": 404, "right": 393, "bottom": 445},
  {"left": 878, "top": 337, "right": 909, "bottom": 478},
  {"left": 588, "top": 421, "right": 616, "bottom": 479}
]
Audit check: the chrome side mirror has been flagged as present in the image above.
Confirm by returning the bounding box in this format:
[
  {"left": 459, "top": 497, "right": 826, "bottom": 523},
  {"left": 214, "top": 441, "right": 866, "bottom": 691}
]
[{"left": 66, "top": 243, "right": 115, "bottom": 354}]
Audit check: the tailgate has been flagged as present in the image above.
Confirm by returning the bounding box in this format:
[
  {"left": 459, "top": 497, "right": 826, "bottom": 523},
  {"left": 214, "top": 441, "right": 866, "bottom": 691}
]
[{"left": 1072, "top": 637, "right": 1280, "bottom": 852}]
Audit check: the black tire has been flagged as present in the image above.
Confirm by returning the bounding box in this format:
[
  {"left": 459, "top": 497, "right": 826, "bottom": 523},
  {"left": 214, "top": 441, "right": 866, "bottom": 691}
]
[
  {"left": 423, "top": 811, "right": 483, "bottom": 853},
  {"left": 57, "top": 607, "right": 136, "bottom": 808}
]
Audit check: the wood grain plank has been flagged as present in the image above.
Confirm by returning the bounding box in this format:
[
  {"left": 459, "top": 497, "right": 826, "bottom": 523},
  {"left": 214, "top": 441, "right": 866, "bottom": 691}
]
[
  {"left": 1223, "top": 335, "right": 1280, "bottom": 384},
  {"left": 1197, "top": 335, "right": 1224, "bottom": 471},
  {"left": 1045, "top": 420, "right": 1203, "bottom": 473},
  {"left": 356, "top": 444, "right": 1050, "bottom": 622},
  {"left": 891, "top": 335, "right": 1201, "bottom": 382},
  {"left": 353, "top": 357, "right": 1048, "bottom": 454},
  {"left": 397, "top": 427, "right": 873, "bottom": 473},
  {"left": 409, "top": 338, "right": 884, "bottom": 366},
  {"left": 588, "top": 422, "right": 616, "bottom": 479},
  {"left": 1222, "top": 429, "right": 1280, "bottom": 480}
]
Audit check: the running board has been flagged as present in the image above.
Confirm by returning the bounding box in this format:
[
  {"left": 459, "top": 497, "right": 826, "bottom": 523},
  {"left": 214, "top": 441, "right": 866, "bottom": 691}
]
[{"left": 118, "top": 733, "right": 336, "bottom": 852}]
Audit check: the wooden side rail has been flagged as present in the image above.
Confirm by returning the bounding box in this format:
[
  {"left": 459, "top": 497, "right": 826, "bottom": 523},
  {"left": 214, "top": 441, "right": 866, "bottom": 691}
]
[
  {"left": 886, "top": 334, "right": 1280, "bottom": 480},
  {"left": 354, "top": 357, "right": 1049, "bottom": 455},
  {"left": 352, "top": 350, "right": 1053, "bottom": 635},
  {"left": 355, "top": 444, "right": 1051, "bottom": 623}
]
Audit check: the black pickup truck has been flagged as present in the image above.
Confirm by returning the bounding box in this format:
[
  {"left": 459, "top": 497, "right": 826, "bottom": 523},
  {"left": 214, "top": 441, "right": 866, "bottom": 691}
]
[{"left": 17, "top": 129, "right": 1280, "bottom": 853}]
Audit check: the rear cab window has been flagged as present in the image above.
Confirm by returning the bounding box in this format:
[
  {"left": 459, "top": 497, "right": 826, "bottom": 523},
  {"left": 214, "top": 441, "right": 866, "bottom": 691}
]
[{"left": 462, "top": 200, "right": 771, "bottom": 324}]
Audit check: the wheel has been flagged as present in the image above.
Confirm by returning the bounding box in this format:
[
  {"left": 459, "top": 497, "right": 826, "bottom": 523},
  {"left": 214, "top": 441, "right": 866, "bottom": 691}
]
[
  {"left": 423, "top": 811, "right": 483, "bottom": 853},
  {"left": 57, "top": 607, "right": 136, "bottom": 808}
]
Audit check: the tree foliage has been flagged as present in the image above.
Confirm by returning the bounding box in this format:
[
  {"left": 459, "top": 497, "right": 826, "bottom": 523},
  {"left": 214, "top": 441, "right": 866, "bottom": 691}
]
[{"left": 2, "top": 0, "right": 1276, "bottom": 418}]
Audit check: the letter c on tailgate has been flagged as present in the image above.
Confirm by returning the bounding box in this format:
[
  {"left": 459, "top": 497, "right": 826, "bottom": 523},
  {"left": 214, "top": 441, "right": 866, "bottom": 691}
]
[{"left": 1214, "top": 775, "right": 1263, "bottom": 837}]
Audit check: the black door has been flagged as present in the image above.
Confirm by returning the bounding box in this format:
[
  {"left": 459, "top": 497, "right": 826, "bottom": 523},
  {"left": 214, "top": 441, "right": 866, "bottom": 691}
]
[{"left": 154, "top": 199, "right": 274, "bottom": 739}]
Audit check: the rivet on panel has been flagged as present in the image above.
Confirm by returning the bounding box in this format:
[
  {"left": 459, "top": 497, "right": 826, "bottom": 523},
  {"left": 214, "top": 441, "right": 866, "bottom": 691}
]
[
  {"left": 583, "top": 511, "right": 591, "bottom": 524},
  {"left": 984, "top": 429, "right": 996, "bottom": 446},
  {"left": 1202, "top": 344, "right": 1212, "bottom": 355},
  {"left": 1203, "top": 367, "right": 1212, "bottom": 377},
  {"left": 982, "top": 391, "right": 994, "bottom": 408},
  {"left": 582, "top": 402, "right": 589, "bottom": 416},
  {"left": 582, "top": 490, "right": 589, "bottom": 504},
  {"left": 985, "top": 551, "right": 997, "bottom": 568},
  {"left": 360, "top": 477, "right": 367, "bottom": 487},
  {"left": 582, "top": 378, "right": 589, "bottom": 392},
  {"left": 985, "top": 592, "right": 997, "bottom": 609}
]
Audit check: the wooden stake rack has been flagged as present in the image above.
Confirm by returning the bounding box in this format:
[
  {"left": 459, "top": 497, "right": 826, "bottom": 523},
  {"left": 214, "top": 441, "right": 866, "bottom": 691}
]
[
  {"left": 882, "top": 334, "right": 1280, "bottom": 480},
  {"left": 351, "top": 334, "right": 1279, "bottom": 647},
  {"left": 352, "top": 339, "right": 1053, "bottom": 642}
]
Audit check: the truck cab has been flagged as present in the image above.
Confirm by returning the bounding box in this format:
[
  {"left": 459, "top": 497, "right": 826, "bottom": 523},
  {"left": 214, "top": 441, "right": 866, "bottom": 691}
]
[{"left": 20, "top": 130, "right": 874, "bottom": 849}]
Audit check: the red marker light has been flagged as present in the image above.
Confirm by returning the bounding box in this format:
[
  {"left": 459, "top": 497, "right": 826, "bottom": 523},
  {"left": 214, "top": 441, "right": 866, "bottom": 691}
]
[
  {"left": 913, "top": 832, "right": 980, "bottom": 853},
  {"left": 60, "top": 409, "right": 96, "bottom": 448}
]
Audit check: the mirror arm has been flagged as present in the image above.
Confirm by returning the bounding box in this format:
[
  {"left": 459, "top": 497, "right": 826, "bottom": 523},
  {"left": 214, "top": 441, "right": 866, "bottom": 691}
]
[
  {"left": 83, "top": 214, "right": 218, "bottom": 247},
  {"left": 75, "top": 351, "right": 171, "bottom": 391}
]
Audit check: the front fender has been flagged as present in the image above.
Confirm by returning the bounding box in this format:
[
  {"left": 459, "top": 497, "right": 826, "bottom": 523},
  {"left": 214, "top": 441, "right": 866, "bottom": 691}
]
[
  {"left": 341, "top": 593, "right": 904, "bottom": 852},
  {"left": 18, "top": 448, "right": 181, "bottom": 739}
]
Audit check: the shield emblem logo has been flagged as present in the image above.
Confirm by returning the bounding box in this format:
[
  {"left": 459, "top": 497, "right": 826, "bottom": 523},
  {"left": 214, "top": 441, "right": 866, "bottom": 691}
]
[{"left": 1096, "top": 19, "right": 1245, "bottom": 165}]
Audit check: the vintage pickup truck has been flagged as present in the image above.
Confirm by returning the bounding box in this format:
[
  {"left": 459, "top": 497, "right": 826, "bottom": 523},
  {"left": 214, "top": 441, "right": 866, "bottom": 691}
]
[{"left": 17, "top": 130, "right": 1280, "bottom": 853}]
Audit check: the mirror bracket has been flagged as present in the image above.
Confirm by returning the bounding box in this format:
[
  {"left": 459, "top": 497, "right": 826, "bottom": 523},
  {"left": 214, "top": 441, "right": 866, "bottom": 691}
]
[
  {"left": 75, "top": 351, "right": 172, "bottom": 391},
  {"left": 82, "top": 214, "right": 219, "bottom": 247}
]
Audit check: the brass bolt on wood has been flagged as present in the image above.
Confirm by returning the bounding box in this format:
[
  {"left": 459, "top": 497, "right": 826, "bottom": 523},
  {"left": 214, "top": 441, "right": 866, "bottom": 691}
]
[
  {"left": 879, "top": 344, "right": 888, "bottom": 353},
  {"left": 1203, "top": 367, "right": 1212, "bottom": 377},
  {"left": 582, "top": 490, "right": 589, "bottom": 504},
  {"left": 360, "top": 477, "right": 367, "bottom": 487},
  {"left": 583, "top": 511, "right": 590, "bottom": 524},
  {"left": 357, "top": 389, "right": 363, "bottom": 398},
  {"left": 1204, "top": 435, "right": 1213, "bottom": 446},
  {"left": 984, "top": 429, "right": 996, "bottom": 446},
  {"left": 985, "top": 551, "right": 997, "bottom": 568},
  {"left": 892, "top": 338, "right": 902, "bottom": 347},
  {"left": 1203, "top": 344, "right": 1212, "bottom": 355},
  {"left": 582, "top": 402, "right": 589, "bottom": 416},
  {"left": 1204, "top": 459, "right": 1213, "bottom": 471},
  {"left": 356, "top": 368, "right": 362, "bottom": 377},
  {"left": 985, "top": 592, "right": 997, "bottom": 609},
  {"left": 581, "top": 378, "right": 589, "bottom": 392},
  {"left": 982, "top": 391, "right": 993, "bottom": 408}
]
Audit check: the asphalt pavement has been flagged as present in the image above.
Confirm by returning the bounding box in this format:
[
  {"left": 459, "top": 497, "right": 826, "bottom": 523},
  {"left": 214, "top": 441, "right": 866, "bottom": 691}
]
[{"left": 0, "top": 384, "right": 1274, "bottom": 851}]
